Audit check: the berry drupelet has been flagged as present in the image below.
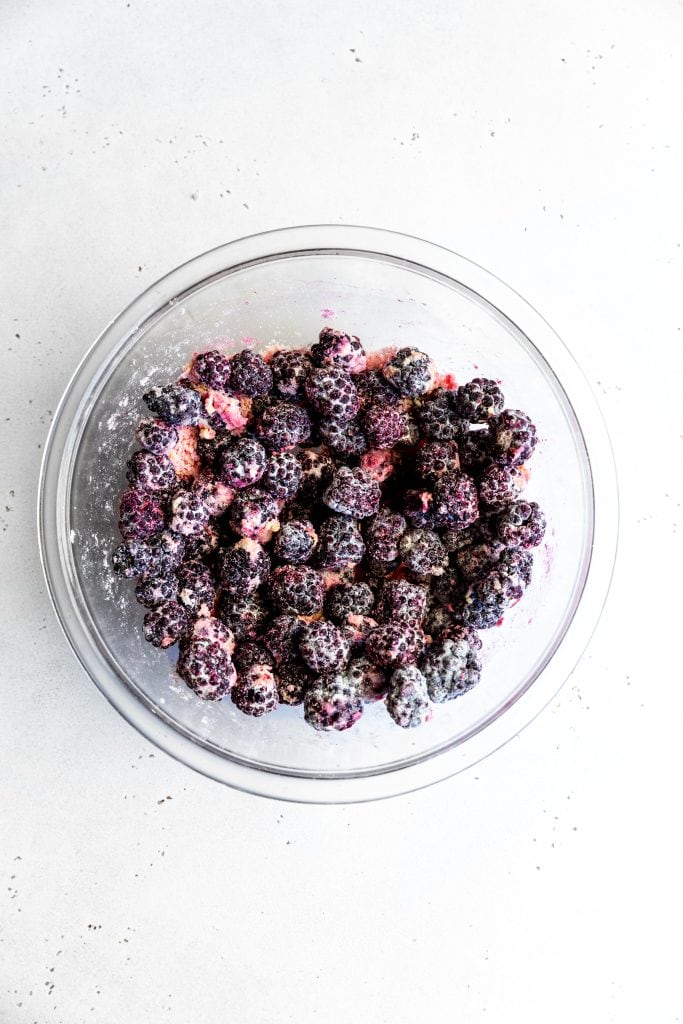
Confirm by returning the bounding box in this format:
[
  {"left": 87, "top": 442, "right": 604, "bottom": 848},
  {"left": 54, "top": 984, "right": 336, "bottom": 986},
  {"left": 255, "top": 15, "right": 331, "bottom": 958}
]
[
  {"left": 414, "top": 440, "right": 460, "bottom": 484},
  {"left": 218, "top": 538, "right": 271, "bottom": 594},
  {"left": 217, "top": 437, "right": 267, "bottom": 489},
  {"left": 217, "top": 591, "right": 270, "bottom": 640},
  {"left": 254, "top": 401, "right": 312, "bottom": 452},
  {"left": 273, "top": 518, "right": 318, "bottom": 564},
  {"left": 176, "top": 560, "right": 216, "bottom": 615},
  {"left": 478, "top": 463, "right": 523, "bottom": 508},
  {"left": 126, "top": 451, "right": 177, "bottom": 493},
  {"left": 192, "top": 350, "right": 232, "bottom": 391},
  {"left": 263, "top": 614, "right": 305, "bottom": 666},
  {"left": 228, "top": 487, "right": 280, "bottom": 543},
  {"left": 277, "top": 661, "right": 312, "bottom": 706},
  {"left": 311, "top": 327, "right": 367, "bottom": 374},
  {"left": 493, "top": 409, "right": 538, "bottom": 465},
  {"left": 325, "top": 582, "right": 375, "bottom": 623},
  {"left": 317, "top": 417, "right": 368, "bottom": 456},
  {"left": 232, "top": 664, "right": 279, "bottom": 716},
  {"left": 399, "top": 528, "right": 448, "bottom": 577},
  {"left": 305, "top": 365, "right": 360, "bottom": 421},
  {"left": 118, "top": 489, "right": 166, "bottom": 541},
  {"left": 169, "top": 489, "right": 213, "bottom": 536},
  {"left": 496, "top": 500, "right": 547, "bottom": 549},
  {"left": 135, "top": 418, "right": 178, "bottom": 454},
  {"left": 271, "top": 349, "right": 312, "bottom": 399},
  {"left": 365, "top": 623, "right": 426, "bottom": 669},
  {"left": 375, "top": 579, "right": 428, "bottom": 627},
  {"left": 362, "top": 405, "right": 407, "bottom": 449},
  {"left": 263, "top": 451, "right": 302, "bottom": 499},
  {"left": 415, "top": 388, "right": 460, "bottom": 441},
  {"left": 143, "top": 600, "right": 191, "bottom": 648}
]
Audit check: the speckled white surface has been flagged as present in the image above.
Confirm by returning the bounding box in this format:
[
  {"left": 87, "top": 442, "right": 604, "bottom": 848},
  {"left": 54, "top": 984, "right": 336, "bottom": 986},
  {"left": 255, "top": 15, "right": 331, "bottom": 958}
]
[{"left": 1, "top": 1, "right": 682, "bottom": 1021}]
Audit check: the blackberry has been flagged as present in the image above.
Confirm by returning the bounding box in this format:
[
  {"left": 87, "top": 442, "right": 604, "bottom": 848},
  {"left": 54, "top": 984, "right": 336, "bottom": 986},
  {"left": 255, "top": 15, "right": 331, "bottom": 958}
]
[
  {"left": 317, "top": 515, "right": 365, "bottom": 569},
  {"left": 217, "top": 591, "right": 270, "bottom": 640},
  {"left": 176, "top": 560, "right": 216, "bottom": 614},
  {"left": 428, "top": 568, "right": 462, "bottom": 610},
  {"left": 420, "top": 637, "right": 481, "bottom": 703},
  {"left": 402, "top": 489, "right": 436, "bottom": 529},
  {"left": 143, "top": 601, "right": 190, "bottom": 648},
  {"left": 323, "top": 466, "right": 380, "bottom": 519},
  {"left": 263, "top": 614, "right": 305, "bottom": 665},
  {"left": 414, "top": 441, "right": 460, "bottom": 484},
  {"left": 311, "top": 327, "right": 367, "bottom": 374},
  {"left": 135, "top": 574, "right": 177, "bottom": 608},
  {"left": 228, "top": 487, "right": 280, "bottom": 543},
  {"left": 399, "top": 528, "right": 448, "bottom": 577},
  {"left": 364, "top": 508, "right": 406, "bottom": 568},
  {"left": 192, "top": 350, "right": 232, "bottom": 391},
  {"left": 299, "top": 620, "right": 350, "bottom": 673},
  {"left": 263, "top": 451, "right": 302, "bottom": 499},
  {"left": 354, "top": 369, "right": 401, "bottom": 409},
  {"left": 192, "top": 473, "right": 235, "bottom": 516},
  {"left": 168, "top": 489, "right": 213, "bottom": 536},
  {"left": 269, "top": 565, "right": 324, "bottom": 615},
  {"left": 183, "top": 523, "right": 220, "bottom": 561},
  {"left": 196, "top": 424, "right": 226, "bottom": 468},
  {"left": 455, "top": 539, "right": 506, "bottom": 581},
  {"left": 189, "top": 616, "right": 235, "bottom": 654},
  {"left": 457, "top": 425, "right": 493, "bottom": 471},
  {"left": 273, "top": 519, "right": 318, "bottom": 564},
  {"left": 257, "top": 402, "right": 312, "bottom": 453},
  {"left": 277, "top": 661, "right": 312, "bottom": 706},
  {"left": 178, "top": 639, "right": 236, "bottom": 700},
  {"left": 135, "top": 418, "right": 178, "bottom": 454},
  {"left": 365, "top": 623, "right": 426, "bottom": 668},
  {"left": 118, "top": 489, "right": 165, "bottom": 540},
  {"left": 462, "top": 548, "right": 533, "bottom": 628},
  {"left": 112, "top": 530, "right": 185, "bottom": 579},
  {"left": 341, "top": 615, "right": 379, "bottom": 652},
  {"left": 454, "top": 378, "right": 504, "bottom": 422},
  {"left": 325, "top": 582, "right": 375, "bottom": 623},
  {"left": 441, "top": 519, "right": 490, "bottom": 553},
  {"left": 496, "top": 500, "right": 546, "bottom": 549},
  {"left": 439, "top": 623, "right": 482, "bottom": 651},
  {"left": 304, "top": 674, "right": 363, "bottom": 732},
  {"left": 415, "top": 388, "right": 459, "bottom": 440},
  {"left": 318, "top": 417, "right": 368, "bottom": 456},
  {"left": 305, "top": 366, "right": 360, "bottom": 421},
  {"left": 143, "top": 383, "right": 202, "bottom": 426},
  {"left": 478, "top": 463, "right": 523, "bottom": 508},
  {"left": 271, "top": 349, "right": 312, "bottom": 399},
  {"left": 298, "top": 448, "right": 335, "bottom": 501},
  {"left": 218, "top": 538, "right": 271, "bottom": 594},
  {"left": 362, "top": 405, "right": 406, "bottom": 449},
  {"left": 232, "top": 664, "right": 279, "bottom": 716},
  {"left": 345, "top": 656, "right": 388, "bottom": 703},
  {"left": 228, "top": 350, "right": 273, "bottom": 397},
  {"left": 423, "top": 604, "right": 458, "bottom": 641},
  {"left": 382, "top": 347, "right": 435, "bottom": 397},
  {"left": 493, "top": 409, "right": 537, "bottom": 465},
  {"left": 375, "top": 579, "right": 427, "bottom": 627},
  {"left": 432, "top": 473, "right": 479, "bottom": 530},
  {"left": 126, "top": 450, "right": 177, "bottom": 493},
  {"left": 359, "top": 448, "right": 398, "bottom": 484},
  {"left": 386, "top": 666, "right": 432, "bottom": 728},
  {"left": 217, "top": 437, "right": 267, "bottom": 489},
  {"left": 233, "top": 640, "right": 275, "bottom": 672}
]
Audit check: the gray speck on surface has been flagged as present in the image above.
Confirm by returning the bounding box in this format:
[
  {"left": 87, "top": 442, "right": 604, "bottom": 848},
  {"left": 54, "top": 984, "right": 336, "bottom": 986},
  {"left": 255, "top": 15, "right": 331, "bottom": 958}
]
[{"left": 190, "top": 191, "right": 199, "bottom": 201}]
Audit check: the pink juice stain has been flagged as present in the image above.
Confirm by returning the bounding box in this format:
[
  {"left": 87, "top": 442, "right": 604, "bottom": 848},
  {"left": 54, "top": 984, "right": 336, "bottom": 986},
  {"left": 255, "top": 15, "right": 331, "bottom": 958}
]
[{"left": 320, "top": 308, "right": 335, "bottom": 320}]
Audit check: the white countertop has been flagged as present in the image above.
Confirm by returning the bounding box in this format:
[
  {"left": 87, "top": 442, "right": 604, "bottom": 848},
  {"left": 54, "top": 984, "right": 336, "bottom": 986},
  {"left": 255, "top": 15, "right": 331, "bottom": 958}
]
[{"left": 2, "top": 1, "right": 682, "bottom": 1020}]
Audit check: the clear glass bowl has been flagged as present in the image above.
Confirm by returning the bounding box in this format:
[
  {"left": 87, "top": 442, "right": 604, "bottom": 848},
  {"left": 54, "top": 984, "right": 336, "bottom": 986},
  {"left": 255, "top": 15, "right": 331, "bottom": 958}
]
[{"left": 38, "top": 225, "right": 618, "bottom": 802}]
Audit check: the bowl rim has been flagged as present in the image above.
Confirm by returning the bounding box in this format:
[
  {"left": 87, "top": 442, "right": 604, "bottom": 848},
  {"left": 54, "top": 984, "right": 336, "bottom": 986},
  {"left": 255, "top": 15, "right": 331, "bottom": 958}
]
[{"left": 37, "top": 224, "right": 619, "bottom": 803}]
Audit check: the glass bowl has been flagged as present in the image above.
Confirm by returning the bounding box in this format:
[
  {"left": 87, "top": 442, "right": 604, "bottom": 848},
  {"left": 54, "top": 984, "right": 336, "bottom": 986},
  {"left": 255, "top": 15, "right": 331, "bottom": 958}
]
[{"left": 38, "top": 225, "right": 618, "bottom": 803}]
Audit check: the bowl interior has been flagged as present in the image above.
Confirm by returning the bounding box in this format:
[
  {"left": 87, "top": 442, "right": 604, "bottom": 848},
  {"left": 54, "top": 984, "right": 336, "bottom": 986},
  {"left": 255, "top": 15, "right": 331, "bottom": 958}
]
[{"left": 64, "top": 248, "right": 592, "bottom": 778}]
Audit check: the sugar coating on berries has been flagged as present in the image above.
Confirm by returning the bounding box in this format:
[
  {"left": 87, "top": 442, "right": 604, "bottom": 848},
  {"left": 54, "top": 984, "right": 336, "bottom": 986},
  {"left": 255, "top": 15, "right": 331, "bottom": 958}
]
[
  {"left": 364, "top": 509, "right": 406, "bottom": 569},
  {"left": 311, "top": 327, "right": 367, "bottom": 374},
  {"left": 273, "top": 518, "right": 318, "bottom": 564},
  {"left": 305, "top": 366, "right": 360, "bottom": 421},
  {"left": 365, "top": 623, "right": 426, "bottom": 668},
  {"left": 345, "top": 656, "right": 388, "bottom": 703},
  {"left": 255, "top": 401, "right": 312, "bottom": 452},
  {"left": 298, "top": 448, "right": 335, "bottom": 501},
  {"left": 432, "top": 472, "right": 479, "bottom": 530},
  {"left": 232, "top": 664, "right": 279, "bottom": 716},
  {"left": 415, "top": 388, "right": 460, "bottom": 440},
  {"left": 317, "top": 515, "right": 365, "bottom": 569},
  {"left": 263, "top": 614, "right": 305, "bottom": 665},
  {"left": 190, "top": 616, "right": 235, "bottom": 654},
  {"left": 263, "top": 451, "right": 302, "bottom": 499},
  {"left": 135, "top": 418, "right": 178, "bottom": 454},
  {"left": 126, "top": 450, "right": 177, "bottom": 493},
  {"left": 386, "top": 666, "right": 432, "bottom": 728},
  {"left": 402, "top": 489, "right": 436, "bottom": 529},
  {"left": 325, "top": 582, "right": 375, "bottom": 623},
  {"left": 462, "top": 548, "right": 533, "bottom": 628},
  {"left": 457, "top": 425, "right": 493, "bottom": 471},
  {"left": 478, "top": 463, "right": 523, "bottom": 508},
  {"left": 176, "top": 560, "right": 216, "bottom": 614},
  {"left": 135, "top": 574, "right": 177, "bottom": 608},
  {"left": 399, "top": 528, "right": 448, "bottom": 577},
  {"left": 318, "top": 417, "right": 368, "bottom": 456},
  {"left": 112, "top": 530, "right": 185, "bottom": 579},
  {"left": 277, "top": 661, "right": 312, "bottom": 706},
  {"left": 217, "top": 437, "right": 267, "bottom": 489},
  {"left": 228, "top": 487, "right": 280, "bottom": 543},
  {"left": 362, "top": 405, "right": 406, "bottom": 449},
  {"left": 355, "top": 369, "right": 402, "bottom": 408},
  {"left": 232, "top": 640, "right": 274, "bottom": 672},
  {"left": 375, "top": 579, "right": 427, "bottom": 627},
  {"left": 143, "top": 384, "right": 203, "bottom": 426},
  {"left": 143, "top": 601, "right": 190, "bottom": 648},
  {"left": 178, "top": 639, "right": 236, "bottom": 700},
  {"left": 217, "top": 591, "right": 270, "bottom": 640},
  {"left": 192, "top": 350, "right": 232, "bottom": 391},
  {"left": 304, "top": 674, "right": 363, "bottom": 732},
  {"left": 496, "top": 500, "right": 546, "bottom": 549},
  {"left": 455, "top": 539, "right": 507, "bottom": 581},
  {"left": 455, "top": 378, "right": 504, "bottom": 422},
  {"left": 299, "top": 620, "right": 351, "bottom": 673},
  {"left": 415, "top": 441, "right": 460, "bottom": 484},
  {"left": 382, "top": 348, "right": 436, "bottom": 397},
  {"left": 323, "top": 466, "right": 381, "bottom": 519},
  {"left": 271, "top": 349, "right": 312, "bottom": 399},
  {"left": 219, "top": 538, "right": 271, "bottom": 594},
  {"left": 118, "top": 489, "right": 165, "bottom": 541},
  {"left": 169, "top": 489, "right": 212, "bottom": 536},
  {"left": 420, "top": 638, "right": 482, "bottom": 703},
  {"left": 359, "top": 448, "right": 398, "bottom": 484},
  {"left": 493, "top": 409, "right": 538, "bottom": 466},
  {"left": 270, "top": 565, "right": 324, "bottom": 615},
  {"left": 183, "top": 523, "right": 219, "bottom": 561},
  {"left": 228, "top": 350, "right": 273, "bottom": 397}
]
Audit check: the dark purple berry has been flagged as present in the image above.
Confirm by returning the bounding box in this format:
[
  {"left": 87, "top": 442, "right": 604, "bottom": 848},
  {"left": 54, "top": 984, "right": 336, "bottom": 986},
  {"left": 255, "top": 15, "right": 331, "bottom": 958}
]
[
  {"left": 269, "top": 565, "right": 324, "bottom": 615},
  {"left": 232, "top": 664, "right": 279, "bottom": 716},
  {"left": 305, "top": 366, "right": 360, "bottom": 421},
  {"left": 277, "top": 661, "right": 312, "bottom": 705},
  {"left": 228, "top": 488, "right": 280, "bottom": 543},
  {"left": 429, "top": 567, "right": 462, "bottom": 610},
  {"left": 454, "top": 378, "right": 504, "bottom": 422},
  {"left": 112, "top": 530, "right": 185, "bottom": 579},
  {"left": 255, "top": 401, "right": 312, "bottom": 452},
  {"left": 217, "top": 591, "right": 270, "bottom": 640},
  {"left": 375, "top": 579, "right": 427, "bottom": 627},
  {"left": 420, "top": 637, "right": 481, "bottom": 703},
  {"left": 493, "top": 409, "right": 538, "bottom": 465},
  {"left": 304, "top": 674, "right": 363, "bottom": 732},
  {"left": 455, "top": 539, "right": 506, "bottom": 580},
  {"left": 135, "top": 418, "right": 178, "bottom": 454},
  {"left": 345, "top": 656, "right": 388, "bottom": 703},
  {"left": 263, "top": 451, "right": 302, "bottom": 499},
  {"left": 340, "top": 613, "right": 378, "bottom": 652},
  {"left": 126, "top": 450, "right": 177, "bottom": 493},
  {"left": 432, "top": 473, "right": 479, "bottom": 530},
  {"left": 317, "top": 515, "right": 365, "bottom": 569},
  {"left": 229, "top": 350, "right": 273, "bottom": 397},
  {"left": 325, "top": 582, "right": 375, "bottom": 623},
  {"left": 273, "top": 519, "right": 318, "bottom": 564},
  {"left": 178, "top": 639, "right": 236, "bottom": 700},
  {"left": 271, "top": 349, "right": 312, "bottom": 399},
  {"left": 478, "top": 463, "right": 523, "bottom": 508},
  {"left": 462, "top": 548, "right": 533, "bottom": 628},
  {"left": 311, "top": 327, "right": 367, "bottom": 373},
  {"left": 299, "top": 620, "right": 350, "bottom": 673},
  {"left": 365, "top": 623, "right": 426, "bottom": 668},
  {"left": 183, "top": 523, "right": 220, "bottom": 561},
  {"left": 386, "top": 666, "right": 432, "bottom": 728},
  {"left": 118, "top": 489, "right": 165, "bottom": 540},
  {"left": 217, "top": 437, "right": 267, "bottom": 489},
  {"left": 143, "top": 384, "right": 202, "bottom": 426},
  {"left": 189, "top": 616, "right": 235, "bottom": 654},
  {"left": 323, "top": 466, "right": 380, "bottom": 519},
  {"left": 176, "top": 560, "right": 216, "bottom": 614},
  {"left": 143, "top": 601, "right": 190, "bottom": 648},
  {"left": 414, "top": 441, "right": 460, "bottom": 484},
  {"left": 168, "top": 489, "right": 212, "bottom": 536},
  {"left": 192, "top": 350, "right": 232, "bottom": 391},
  {"left": 457, "top": 425, "right": 494, "bottom": 471},
  {"left": 317, "top": 418, "right": 368, "bottom": 456},
  {"left": 233, "top": 640, "right": 275, "bottom": 672},
  {"left": 399, "top": 528, "right": 448, "bottom": 577},
  {"left": 496, "top": 500, "right": 546, "bottom": 549},
  {"left": 364, "top": 509, "right": 407, "bottom": 568},
  {"left": 355, "top": 369, "right": 401, "bottom": 408},
  {"left": 415, "top": 388, "right": 459, "bottom": 440},
  {"left": 298, "top": 448, "right": 335, "bottom": 501},
  {"left": 135, "top": 574, "right": 177, "bottom": 607},
  {"left": 263, "top": 614, "right": 305, "bottom": 665},
  {"left": 218, "top": 538, "right": 271, "bottom": 594},
  {"left": 382, "top": 348, "right": 435, "bottom": 397},
  {"left": 362, "top": 405, "right": 406, "bottom": 449}
]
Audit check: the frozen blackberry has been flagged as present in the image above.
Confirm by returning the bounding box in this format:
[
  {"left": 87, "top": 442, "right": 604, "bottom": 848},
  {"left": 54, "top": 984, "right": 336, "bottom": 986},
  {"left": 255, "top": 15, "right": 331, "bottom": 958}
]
[
  {"left": 345, "top": 656, "right": 388, "bottom": 703},
  {"left": 217, "top": 437, "right": 267, "bottom": 489},
  {"left": 135, "top": 574, "right": 177, "bottom": 608},
  {"left": 228, "top": 487, "right": 280, "bottom": 543},
  {"left": 365, "top": 623, "right": 426, "bottom": 668},
  {"left": 325, "top": 582, "right": 375, "bottom": 623},
  {"left": 305, "top": 366, "right": 360, "bottom": 421},
  {"left": 375, "top": 579, "right": 427, "bottom": 627},
  {"left": 311, "top": 327, "right": 367, "bottom": 374},
  {"left": 112, "top": 530, "right": 185, "bottom": 579},
  {"left": 429, "top": 567, "right": 462, "bottom": 611},
  {"left": 493, "top": 409, "right": 537, "bottom": 466},
  {"left": 364, "top": 508, "right": 407, "bottom": 568},
  {"left": 176, "top": 560, "right": 216, "bottom": 614},
  {"left": 192, "top": 350, "right": 232, "bottom": 391},
  {"left": 402, "top": 489, "right": 436, "bottom": 529},
  {"left": 143, "top": 383, "right": 202, "bottom": 426},
  {"left": 135, "top": 418, "right": 178, "bottom": 454},
  {"left": 304, "top": 674, "right": 363, "bottom": 732},
  {"left": 432, "top": 472, "right": 479, "bottom": 530},
  {"left": 192, "top": 473, "right": 235, "bottom": 516},
  {"left": 277, "top": 661, "right": 312, "bottom": 706},
  {"left": 317, "top": 515, "right": 365, "bottom": 569},
  {"left": 143, "top": 600, "right": 190, "bottom": 648},
  {"left": 118, "top": 489, "right": 165, "bottom": 540},
  {"left": 462, "top": 548, "right": 533, "bottom": 628},
  {"left": 233, "top": 640, "right": 274, "bottom": 672},
  {"left": 454, "top": 378, "right": 504, "bottom": 422},
  {"left": 415, "top": 388, "right": 459, "bottom": 440},
  {"left": 218, "top": 538, "right": 271, "bottom": 594},
  {"left": 232, "top": 664, "right": 279, "bottom": 716},
  {"left": 399, "top": 528, "right": 448, "bottom": 577},
  {"left": 341, "top": 615, "right": 379, "bottom": 652},
  {"left": 217, "top": 591, "right": 270, "bottom": 640},
  {"left": 457, "top": 425, "right": 493, "bottom": 471},
  {"left": 323, "top": 466, "right": 381, "bottom": 519},
  {"left": 169, "top": 489, "right": 213, "bottom": 536},
  {"left": 423, "top": 604, "right": 458, "bottom": 641},
  {"left": 359, "top": 448, "right": 398, "bottom": 484},
  {"left": 273, "top": 519, "right": 318, "bottom": 564},
  {"left": 263, "top": 614, "right": 305, "bottom": 665},
  {"left": 441, "top": 519, "right": 491, "bottom": 553},
  {"left": 189, "top": 616, "right": 235, "bottom": 654},
  {"left": 420, "top": 637, "right": 482, "bottom": 703},
  {"left": 228, "top": 350, "right": 273, "bottom": 397},
  {"left": 355, "top": 369, "right": 401, "bottom": 409},
  {"left": 414, "top": 440, "right": 460, "bottom": 484},
  {"left": 183, "top": 523, "right": 220, "bottom": 561},
  {"left": 255, "top": 401, "right": 312, "bottom": 453},
  {"left": 317, "top": 417, "right": 368, "bottom": 456},
  {"left": 271, "top": 349, "right": 312, "bottom": 399},
  {"left": 382, "top": 347, "right": 435, "bottom": 397},
  {"left": 126, "top": 450, "right": 177, "bottom": 493},
  {"left": 362, "top": 405, "right": 406, "bottom": 449},
  {"left": 439, "top": 623, "right": 483, "bottom": 650},
  {"left": 455, "top": 539, "right": 506, "bottom": 580},
  {"left": 299, "top": 620, "right": 350, "bottom": 673},
  {"left": 496, "top": 500, "right": 546, "bottom": 549},
  {"left": 478, "top": 463, "right": 523, "bottom": 508},
  {"left": 269, "top": 565, "right": 324, "bottom": 615},
  {"left": 263, "top": 451, "right": 302, "bottom": 499},
  {"left": 298, "top": 448, "right": 335, "bottom": 501},
  {"left": 178, "top": 639, "right": 236, "bottom": 700},
  {"left": 386, "top": 666, "right": 432, "bottom": 728}
]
